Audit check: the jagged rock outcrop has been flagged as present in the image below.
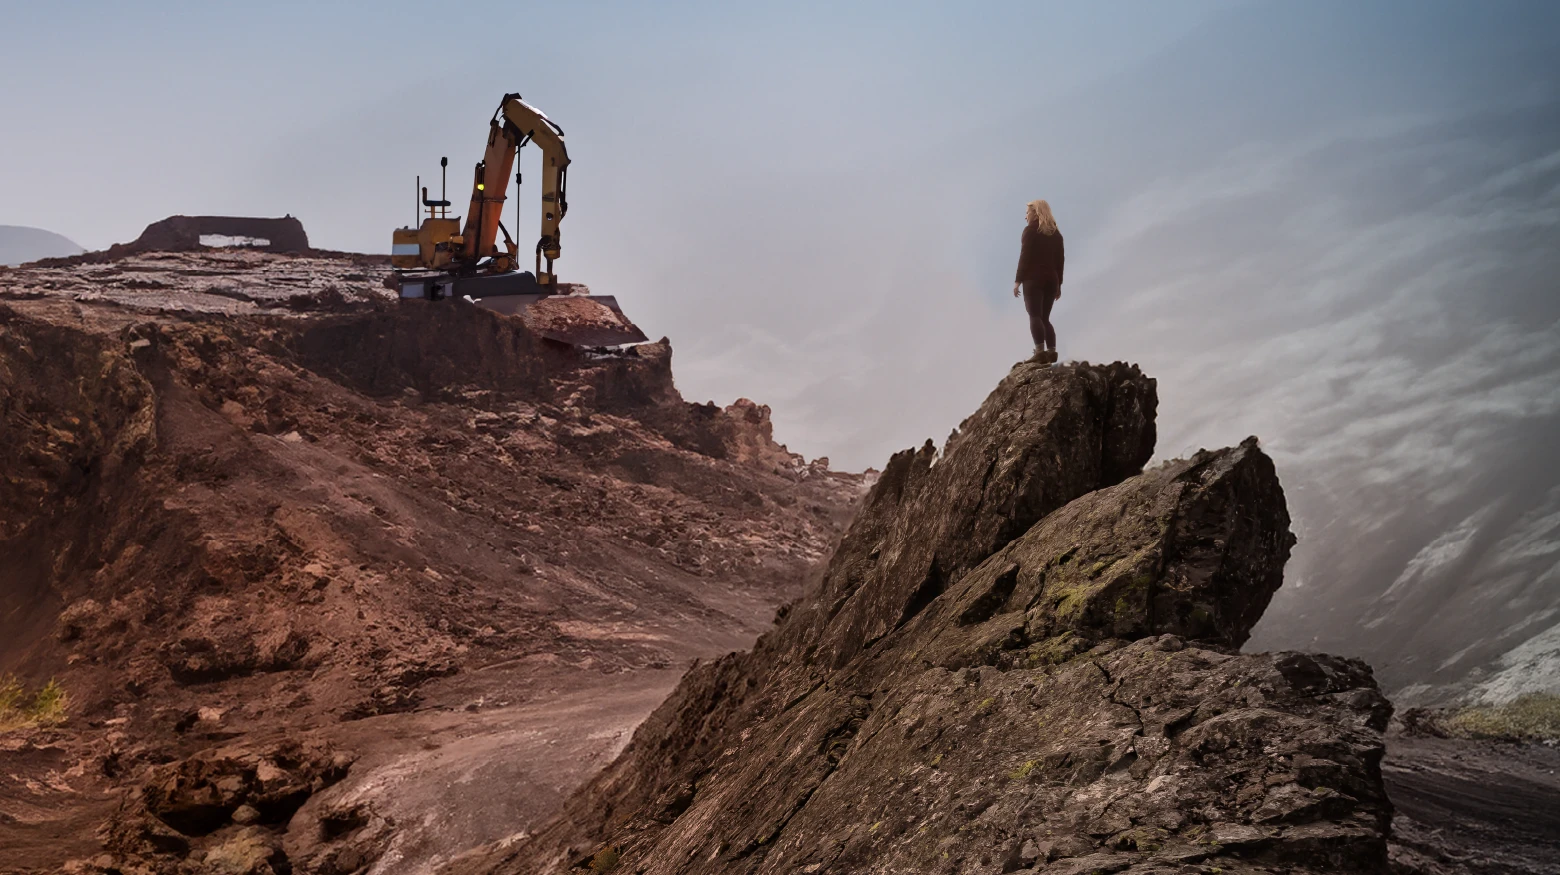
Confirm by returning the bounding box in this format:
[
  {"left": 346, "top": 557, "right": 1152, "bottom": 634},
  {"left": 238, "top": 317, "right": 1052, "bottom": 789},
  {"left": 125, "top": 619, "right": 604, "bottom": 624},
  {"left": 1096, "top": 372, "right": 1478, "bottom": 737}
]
[
  {"left": 454, "top": 361, "right": 1393, "bottom": 875},
  {"left": 19, "top": 217, "right": 315, "bottom": 270},
  {"left": 118, "top": 215, "right": 311, "bottom": 254},
  {"left": 129, "top": 741, "right": 352, "bottom": 838},
  {"left": 795, "top": 361, "right": 1157, "bottom": 673}
]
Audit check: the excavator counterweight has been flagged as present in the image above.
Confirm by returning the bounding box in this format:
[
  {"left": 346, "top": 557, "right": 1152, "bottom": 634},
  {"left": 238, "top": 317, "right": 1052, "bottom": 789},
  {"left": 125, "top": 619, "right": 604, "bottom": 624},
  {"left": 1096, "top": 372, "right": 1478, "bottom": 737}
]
[{"left": 388, "top": 93, "right": 647, "bottom": 347}]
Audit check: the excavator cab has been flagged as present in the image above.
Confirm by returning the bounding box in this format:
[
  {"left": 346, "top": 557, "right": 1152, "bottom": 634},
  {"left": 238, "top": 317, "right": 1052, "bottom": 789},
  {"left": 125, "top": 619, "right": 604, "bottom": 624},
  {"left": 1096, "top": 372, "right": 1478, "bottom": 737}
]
[
  {"left": 391, "top": 158, "right": 463, "bottom": 271},
  {"left": 387, "top": 94, "right": 647, "bottom": 347}
]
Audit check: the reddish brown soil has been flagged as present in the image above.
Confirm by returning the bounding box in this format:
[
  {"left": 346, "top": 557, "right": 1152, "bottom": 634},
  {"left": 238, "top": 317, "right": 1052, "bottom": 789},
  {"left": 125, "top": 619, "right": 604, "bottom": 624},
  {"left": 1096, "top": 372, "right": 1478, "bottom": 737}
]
[{"left": 0, "top": 251, "right": 865, "bottom": 873}]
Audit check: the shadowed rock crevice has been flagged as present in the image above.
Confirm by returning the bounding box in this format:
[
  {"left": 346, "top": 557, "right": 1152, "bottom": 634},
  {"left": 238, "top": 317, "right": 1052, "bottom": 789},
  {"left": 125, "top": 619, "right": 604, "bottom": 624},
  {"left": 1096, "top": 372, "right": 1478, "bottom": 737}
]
[{"left": 452, "top": 361, "right": 1394, "bottom": 875}]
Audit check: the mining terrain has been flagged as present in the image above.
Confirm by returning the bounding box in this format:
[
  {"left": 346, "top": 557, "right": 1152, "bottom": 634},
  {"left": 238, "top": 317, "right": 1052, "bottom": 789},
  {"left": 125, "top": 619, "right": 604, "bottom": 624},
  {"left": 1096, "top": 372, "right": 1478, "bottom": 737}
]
[
  {"left": 0, "top": 248, "right": 865, "bottom": 873},
  {"left": 3, "top": 244, "right": 1556, "bottom": 875}
]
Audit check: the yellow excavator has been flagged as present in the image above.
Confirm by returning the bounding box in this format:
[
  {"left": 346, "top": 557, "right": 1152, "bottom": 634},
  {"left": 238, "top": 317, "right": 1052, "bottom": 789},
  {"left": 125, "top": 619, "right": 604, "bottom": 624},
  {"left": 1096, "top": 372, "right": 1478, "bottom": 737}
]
[{"left": 390, "top": 93, "right": 647, "bottom": 347}]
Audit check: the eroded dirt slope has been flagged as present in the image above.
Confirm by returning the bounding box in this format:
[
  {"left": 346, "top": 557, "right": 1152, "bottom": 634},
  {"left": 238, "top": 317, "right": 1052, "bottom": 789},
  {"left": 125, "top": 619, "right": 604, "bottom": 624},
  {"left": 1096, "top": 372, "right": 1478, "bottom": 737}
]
[{"left": 0, "top": 251, "right": 864, "bottom": 873}]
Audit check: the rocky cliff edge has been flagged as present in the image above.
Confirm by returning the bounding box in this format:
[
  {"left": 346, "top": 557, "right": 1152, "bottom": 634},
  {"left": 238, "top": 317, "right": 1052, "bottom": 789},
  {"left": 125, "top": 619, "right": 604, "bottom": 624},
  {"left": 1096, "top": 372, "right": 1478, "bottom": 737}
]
[{"left": 455, "top": 360, "right": 1394, "bottom": 875}]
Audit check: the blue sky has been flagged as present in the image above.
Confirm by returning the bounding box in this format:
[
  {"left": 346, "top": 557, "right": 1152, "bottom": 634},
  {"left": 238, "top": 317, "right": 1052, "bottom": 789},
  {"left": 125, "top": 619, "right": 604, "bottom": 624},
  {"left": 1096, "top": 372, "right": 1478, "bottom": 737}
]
[
  {"left": 4, "top": 1, "right": 1560, "bottom": 696},
  {"left": 2, "top": 1, "right": 1233, "bottom": 251}
]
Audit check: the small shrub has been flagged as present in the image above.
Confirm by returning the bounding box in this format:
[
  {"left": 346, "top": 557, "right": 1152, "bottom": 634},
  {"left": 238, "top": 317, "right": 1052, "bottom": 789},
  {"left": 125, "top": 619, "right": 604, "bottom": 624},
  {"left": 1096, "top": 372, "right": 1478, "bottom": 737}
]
[
  {"left": 0, "top": 677, "right": 24, "bottom": 714},
  {"left": 588, "top": 846, "right": 620, "bottom": 872},
  {"left": 0, "top": 676, "right": 69, "bottom": 731},
  {"left": 1008, "top": 759, "right": 1038, "bottom": 780},
  {"left": 30, "top": 680, "right": 68, "bottom": 723}
]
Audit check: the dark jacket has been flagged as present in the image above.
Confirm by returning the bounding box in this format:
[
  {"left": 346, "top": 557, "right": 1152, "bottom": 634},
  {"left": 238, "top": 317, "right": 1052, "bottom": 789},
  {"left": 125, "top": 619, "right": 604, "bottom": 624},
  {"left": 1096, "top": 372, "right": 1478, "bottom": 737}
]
[{"left": 1015, "top": 224, "right": 1064, "bottom": 286}]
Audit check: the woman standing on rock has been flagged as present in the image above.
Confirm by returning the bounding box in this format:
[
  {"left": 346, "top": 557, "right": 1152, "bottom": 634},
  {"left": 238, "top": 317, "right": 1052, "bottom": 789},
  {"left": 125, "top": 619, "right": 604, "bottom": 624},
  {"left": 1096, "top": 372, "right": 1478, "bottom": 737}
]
[{"left": 1013, "top": 199, "right": 1064, "bottom": 363}]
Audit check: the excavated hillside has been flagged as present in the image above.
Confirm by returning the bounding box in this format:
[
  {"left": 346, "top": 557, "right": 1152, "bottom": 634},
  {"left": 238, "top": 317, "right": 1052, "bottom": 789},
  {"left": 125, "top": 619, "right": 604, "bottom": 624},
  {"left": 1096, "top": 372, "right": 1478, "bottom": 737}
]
[
  {"left": 457, "top": 362, "right": 1398, "bottom": 875},
  {"left": 0, "top": 251, "right": 865, "bottom": 874}
]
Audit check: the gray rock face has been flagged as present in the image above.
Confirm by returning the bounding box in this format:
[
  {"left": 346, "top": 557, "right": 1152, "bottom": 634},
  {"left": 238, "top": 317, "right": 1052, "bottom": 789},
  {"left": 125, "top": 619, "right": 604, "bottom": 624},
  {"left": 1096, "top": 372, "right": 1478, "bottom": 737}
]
[
  {"left": 799, "top": 360, "right": 1157, "bottom": 671},
  {"left": 453, "top": 362, "right": 1393, "bottom": 875},
  {"left": 916, "top": 436, "right": 1295, "bottom": 667}
]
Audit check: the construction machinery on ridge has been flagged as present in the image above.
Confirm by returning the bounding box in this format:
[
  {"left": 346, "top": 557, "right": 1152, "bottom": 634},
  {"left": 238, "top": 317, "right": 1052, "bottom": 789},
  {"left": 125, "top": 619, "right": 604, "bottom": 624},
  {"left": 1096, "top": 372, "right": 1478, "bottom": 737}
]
[{"left": 390, "top": 93, "right": 647, "bottom": 348}]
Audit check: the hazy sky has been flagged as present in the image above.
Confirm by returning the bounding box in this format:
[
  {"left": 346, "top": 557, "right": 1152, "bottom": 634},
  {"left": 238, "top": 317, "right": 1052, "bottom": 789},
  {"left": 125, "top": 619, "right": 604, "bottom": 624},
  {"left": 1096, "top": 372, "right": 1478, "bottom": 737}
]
[
  {"left": 1, "top": 0, "right": 1244, "bottom": 460},
  {"left": 4, "top": 1, "right": 1559, "bottom": 698},
  {"left": 2, "top": 1, "right": 1235, "bottom": 252}
]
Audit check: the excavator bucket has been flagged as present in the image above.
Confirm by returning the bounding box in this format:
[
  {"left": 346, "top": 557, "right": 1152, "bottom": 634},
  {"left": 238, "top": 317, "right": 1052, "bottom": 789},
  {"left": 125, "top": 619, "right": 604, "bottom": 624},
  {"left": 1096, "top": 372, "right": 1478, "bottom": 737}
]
[
  {"left": 517, "top": 295, "right": 649, "bottom": 347},
  {"left": 468, "top": 285, "right": 649, "bottom": 347}
]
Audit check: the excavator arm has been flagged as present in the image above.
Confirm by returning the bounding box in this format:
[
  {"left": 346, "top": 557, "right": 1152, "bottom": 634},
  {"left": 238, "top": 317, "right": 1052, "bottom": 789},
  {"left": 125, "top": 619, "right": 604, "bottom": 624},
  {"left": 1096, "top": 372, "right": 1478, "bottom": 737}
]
[
  {"left": 389, "top": 91, "right": 646, "bottom": 346},
  {"left": 460, "top": 93, "right": 570, "bottom": 287}
]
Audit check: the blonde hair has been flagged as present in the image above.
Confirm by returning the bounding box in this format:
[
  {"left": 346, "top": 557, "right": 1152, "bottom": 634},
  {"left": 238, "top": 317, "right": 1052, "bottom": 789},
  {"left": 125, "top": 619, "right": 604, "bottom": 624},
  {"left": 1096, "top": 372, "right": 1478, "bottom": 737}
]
[{"left": 1026, "top": 199, "right": 1058, "bottom": 235}]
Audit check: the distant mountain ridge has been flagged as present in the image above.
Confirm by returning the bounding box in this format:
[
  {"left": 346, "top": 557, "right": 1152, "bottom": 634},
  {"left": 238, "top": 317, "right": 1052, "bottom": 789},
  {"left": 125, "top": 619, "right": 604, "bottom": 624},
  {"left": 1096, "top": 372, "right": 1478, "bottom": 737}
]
[{"left": 0, "top": 225, "right": 83, "bottom": 266}]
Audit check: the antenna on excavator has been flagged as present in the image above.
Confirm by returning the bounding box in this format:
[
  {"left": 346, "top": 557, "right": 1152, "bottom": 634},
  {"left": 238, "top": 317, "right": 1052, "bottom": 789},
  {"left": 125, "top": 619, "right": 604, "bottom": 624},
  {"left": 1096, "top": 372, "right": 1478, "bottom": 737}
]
[{"left": 420, "top": 159, "right": 453, "bottom": 220}]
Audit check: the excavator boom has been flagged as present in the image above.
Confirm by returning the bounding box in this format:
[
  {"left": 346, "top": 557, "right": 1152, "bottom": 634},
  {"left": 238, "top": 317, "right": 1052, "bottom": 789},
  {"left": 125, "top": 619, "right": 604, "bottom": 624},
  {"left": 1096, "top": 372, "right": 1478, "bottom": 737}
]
[{"left": 460, "top": 94, "right": 569, "bottom": 285}]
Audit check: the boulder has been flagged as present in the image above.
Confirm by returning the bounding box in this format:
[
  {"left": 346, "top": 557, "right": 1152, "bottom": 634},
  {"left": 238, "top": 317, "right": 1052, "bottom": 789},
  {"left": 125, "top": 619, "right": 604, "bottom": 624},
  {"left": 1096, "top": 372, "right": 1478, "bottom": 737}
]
[{"left": 138, "top": 741, "right": 352, "bottom": 836}]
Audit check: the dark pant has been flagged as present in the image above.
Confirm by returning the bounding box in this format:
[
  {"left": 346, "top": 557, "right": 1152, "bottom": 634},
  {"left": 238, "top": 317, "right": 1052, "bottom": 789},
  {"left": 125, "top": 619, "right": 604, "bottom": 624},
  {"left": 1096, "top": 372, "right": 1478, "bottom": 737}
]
[{"left": 1022, "top": 279, "right": 1057, "bottom": 350}]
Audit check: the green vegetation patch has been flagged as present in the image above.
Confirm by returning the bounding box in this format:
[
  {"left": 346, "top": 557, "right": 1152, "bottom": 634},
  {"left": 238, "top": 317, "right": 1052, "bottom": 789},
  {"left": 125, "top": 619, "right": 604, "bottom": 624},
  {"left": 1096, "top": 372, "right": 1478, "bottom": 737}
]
[
  {"left": 0, "top": 676, "right": 69, "bottom": 732},
  {"left": 587, "top": 845, "right": 620, "bottom": 872},
  {"left": 1446, "top": 693, "right": 1560, "bottom": 742},
  {"left": 1008, "top": 759, "right": 1039, "bottom": 780},
  {"left": 1025, "top": 632, "right": 1089, "bottom": 667}
]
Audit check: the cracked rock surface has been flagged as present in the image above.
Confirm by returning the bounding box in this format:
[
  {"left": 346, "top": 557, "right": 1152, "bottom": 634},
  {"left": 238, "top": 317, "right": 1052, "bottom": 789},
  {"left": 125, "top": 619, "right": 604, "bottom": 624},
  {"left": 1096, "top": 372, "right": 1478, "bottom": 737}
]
[{"left": 454, "top": 361, "right": 1395, "bottom": 875}]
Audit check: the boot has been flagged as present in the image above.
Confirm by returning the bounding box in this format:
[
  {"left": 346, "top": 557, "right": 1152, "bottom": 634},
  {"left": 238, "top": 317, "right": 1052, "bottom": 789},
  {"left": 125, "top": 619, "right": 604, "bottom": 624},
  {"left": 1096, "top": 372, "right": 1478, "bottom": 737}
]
[
  {"left": 1045, "top": 349, "right": 1059, "bottom": 364},
  {"left": 1029, "top": 347, "right": 1049, "bottom": 364}
]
